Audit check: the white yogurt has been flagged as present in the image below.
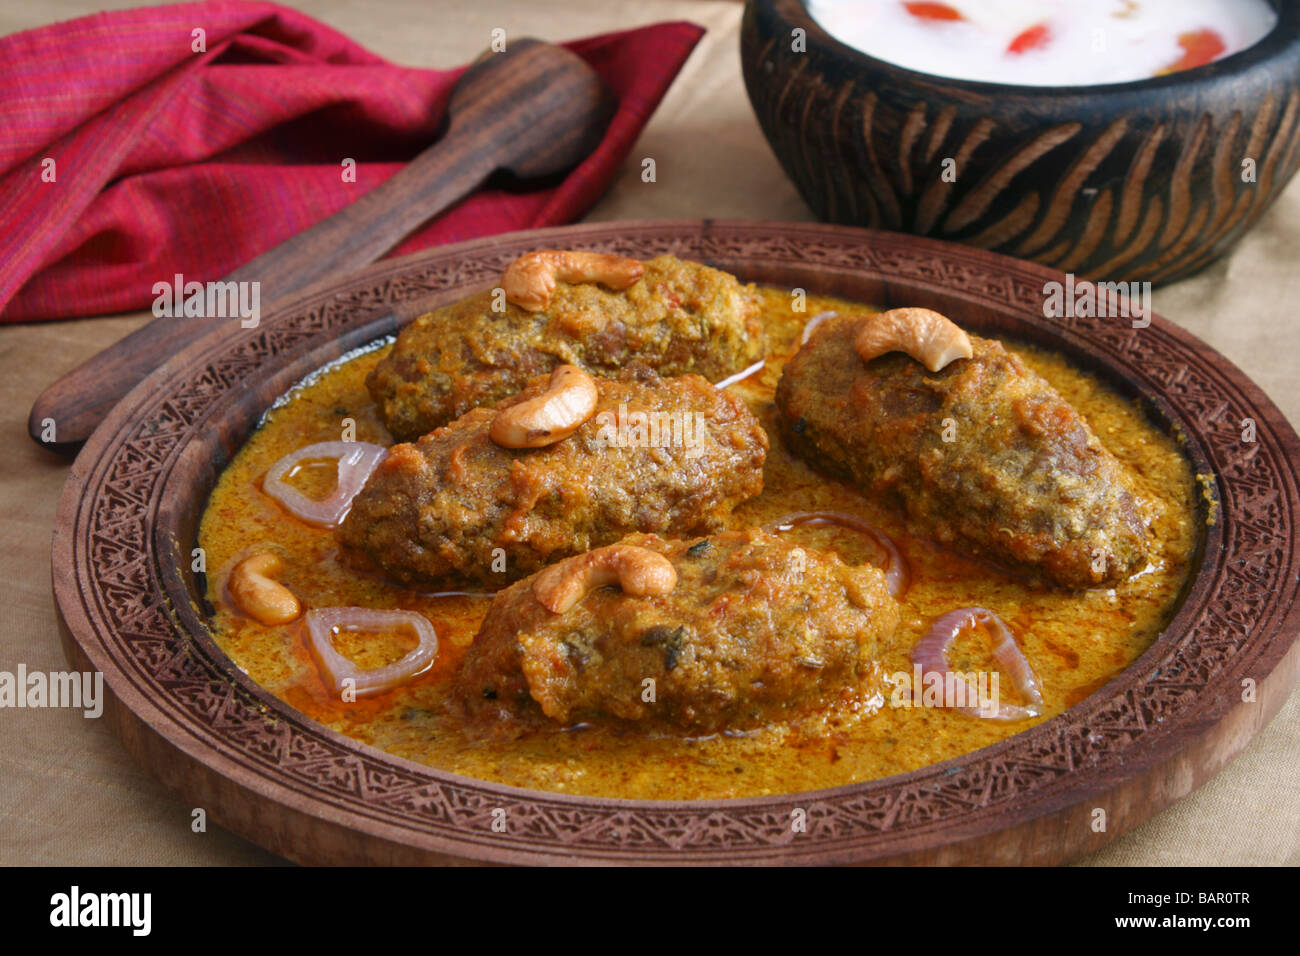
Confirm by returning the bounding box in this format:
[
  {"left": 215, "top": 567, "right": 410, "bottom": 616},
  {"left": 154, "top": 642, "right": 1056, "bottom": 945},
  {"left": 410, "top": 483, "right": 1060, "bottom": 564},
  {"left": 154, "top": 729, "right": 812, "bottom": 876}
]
[{"left": 805, "top": 0, "right": 1278, "bottom": 86}]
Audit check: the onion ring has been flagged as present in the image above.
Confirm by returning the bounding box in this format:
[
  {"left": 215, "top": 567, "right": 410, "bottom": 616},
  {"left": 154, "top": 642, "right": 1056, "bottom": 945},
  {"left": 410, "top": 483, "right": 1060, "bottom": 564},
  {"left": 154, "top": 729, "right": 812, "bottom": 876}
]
[
  {"left": 765, "top": 510, "right": 909, "bottom": 598},
  {"left": 910, "top": 607, "right": 1043, "bottom": 722},
  {"left": 800, "top": 310, "right": 838, "bottom": 346},
  {"left": 305, "top": 607, "right": 438, "bottom": 698},
  {"left": 263, "top": 440, "right": 386, "bottom": 528},
  {"left": 713, "top": 357, "right": 766, "bottom": 390}
]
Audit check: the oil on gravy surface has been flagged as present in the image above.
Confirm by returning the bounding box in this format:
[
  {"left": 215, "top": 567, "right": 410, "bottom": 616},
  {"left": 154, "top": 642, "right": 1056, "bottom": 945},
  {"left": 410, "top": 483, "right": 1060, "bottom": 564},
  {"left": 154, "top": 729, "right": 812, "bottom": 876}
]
[{"left": 199, "top": 289, "right": 1200, "bottom": 800}]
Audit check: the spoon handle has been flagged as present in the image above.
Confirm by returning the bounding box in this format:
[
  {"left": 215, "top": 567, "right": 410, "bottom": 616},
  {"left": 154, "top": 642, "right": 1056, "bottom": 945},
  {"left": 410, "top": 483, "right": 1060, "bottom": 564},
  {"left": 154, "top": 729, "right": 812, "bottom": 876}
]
[
  {"left": 27, "top": 139, "right": 495, "bottom": 454},
  {"left": 28, "top": 38, "right": 609, "bottom": 453}
]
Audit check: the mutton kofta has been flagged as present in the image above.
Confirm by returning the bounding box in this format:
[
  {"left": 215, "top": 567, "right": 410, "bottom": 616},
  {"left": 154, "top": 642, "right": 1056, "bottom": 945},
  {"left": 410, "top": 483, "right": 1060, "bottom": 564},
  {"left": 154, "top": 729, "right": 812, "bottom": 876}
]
[
  {"left": 775, "top": 309, "right": 1152, "bottom": 590},
  {"left": 367, "top": 250, "right": 766, "bottom": 440},
  {"left": 339, "top": 366, "right": 768, "bottom": 587},
  {"left": 456, "top": 530, "right": 900, "bottom": 734}
]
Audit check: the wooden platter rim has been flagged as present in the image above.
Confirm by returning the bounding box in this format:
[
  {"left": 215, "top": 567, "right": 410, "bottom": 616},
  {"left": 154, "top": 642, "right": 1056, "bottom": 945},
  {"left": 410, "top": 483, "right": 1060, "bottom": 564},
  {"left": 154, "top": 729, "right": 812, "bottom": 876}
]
[{"left": 53, "top": 219, "right": 1300, "bottom": 865}]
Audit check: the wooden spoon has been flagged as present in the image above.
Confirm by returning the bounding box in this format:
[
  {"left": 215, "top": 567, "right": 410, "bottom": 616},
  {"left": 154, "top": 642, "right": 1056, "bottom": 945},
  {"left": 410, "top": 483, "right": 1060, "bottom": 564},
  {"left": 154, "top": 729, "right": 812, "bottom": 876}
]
[{"left": 28, "top": 38, "right": 614, "bottom": 453}]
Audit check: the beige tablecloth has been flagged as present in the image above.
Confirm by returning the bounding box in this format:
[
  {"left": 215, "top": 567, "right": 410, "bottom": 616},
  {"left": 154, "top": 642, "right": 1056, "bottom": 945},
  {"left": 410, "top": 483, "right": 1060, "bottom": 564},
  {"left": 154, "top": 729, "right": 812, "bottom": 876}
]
[{"left": 1, "top": 0, "right": 1296, "bottom": 866}]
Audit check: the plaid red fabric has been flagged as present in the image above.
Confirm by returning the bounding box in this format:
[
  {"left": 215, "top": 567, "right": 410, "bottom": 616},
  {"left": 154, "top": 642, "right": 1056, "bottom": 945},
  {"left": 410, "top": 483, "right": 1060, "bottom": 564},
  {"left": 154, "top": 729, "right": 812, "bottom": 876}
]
[{"left": 0, "top": 2, "right": 704, "bottom": 321}]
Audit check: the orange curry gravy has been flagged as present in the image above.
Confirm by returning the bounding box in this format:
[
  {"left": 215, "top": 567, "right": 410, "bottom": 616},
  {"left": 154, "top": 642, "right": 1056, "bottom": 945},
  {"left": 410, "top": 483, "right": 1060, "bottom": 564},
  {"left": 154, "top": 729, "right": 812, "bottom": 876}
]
[{"left": 199, "top": 289, "right": 1200, "bottom": 799}]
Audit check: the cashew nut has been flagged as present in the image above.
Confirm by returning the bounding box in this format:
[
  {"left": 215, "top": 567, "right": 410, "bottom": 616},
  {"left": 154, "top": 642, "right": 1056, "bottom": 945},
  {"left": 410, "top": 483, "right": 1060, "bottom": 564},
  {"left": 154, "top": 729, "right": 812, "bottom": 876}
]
[
  {"left": 490, "top": 365, "right": 599, "bottom": 449},
  {"left": 227, "top": 553, "right": 301, "bottom": 625},
  {"left": 854, "top": 308, "right": 973, "bottom": 373},
  {"left": 533, "top": 544, "right": 678, "bottom": 614},
  {"left": 502, "top": 250, "right": 645, "bottom": 312}
]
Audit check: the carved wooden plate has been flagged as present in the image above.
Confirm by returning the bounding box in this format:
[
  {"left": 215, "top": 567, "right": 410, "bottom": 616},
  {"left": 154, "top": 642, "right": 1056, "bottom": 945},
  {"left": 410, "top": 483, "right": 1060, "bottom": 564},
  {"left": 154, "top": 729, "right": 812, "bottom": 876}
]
[{"left": 53, "top": 221, "right": 1300, "bottom": 865}]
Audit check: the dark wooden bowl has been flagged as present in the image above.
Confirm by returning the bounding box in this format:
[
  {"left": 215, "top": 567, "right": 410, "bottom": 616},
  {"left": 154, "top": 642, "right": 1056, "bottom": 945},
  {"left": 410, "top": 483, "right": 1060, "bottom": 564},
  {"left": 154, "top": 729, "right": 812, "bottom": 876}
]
[
  {"left": 54, "top": 221, "right": 1300, "bottom": 865},
  {"left": 741, "top": 0, "right": 1300, "bottom": 285}
]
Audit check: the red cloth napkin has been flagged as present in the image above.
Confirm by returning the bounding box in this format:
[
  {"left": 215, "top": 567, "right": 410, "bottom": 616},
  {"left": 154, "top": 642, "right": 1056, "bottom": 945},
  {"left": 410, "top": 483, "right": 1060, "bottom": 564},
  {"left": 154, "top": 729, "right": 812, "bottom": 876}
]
[{"left": 0, "top": 2, "right": 703, "bottom": 321}]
